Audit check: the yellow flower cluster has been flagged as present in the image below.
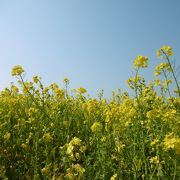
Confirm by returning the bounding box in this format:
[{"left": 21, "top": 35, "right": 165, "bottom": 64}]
[
  {"left": 11, "top": 65, "right": 24, "bottom": 76},
  {"left": 133, "top": 55, "right": 148, "bottom": 68},
  {"left": 64, "top": 137, "right": 86, "bottom": 161},
  {"left": 149, "top": 156, "right": 160, "bottom": 164},
  {"left": 110, "top": 173, "right": 118, "bottom": 180},
  {"left": 146, "top": 109, "right": 160, "bottom": 119},
  {"left": 91, "top": 121, "right": 102, "bottom": 133},
  {"left": 126, "top": 75, "right": 142, "bottom": 88},
  {"left": 65, "top": 163, "right": 85, "bottom": 179},
  {"left": 154, "top": 63, "right": 171, "bottom": 76},
  {"left": 63, "top": 77, "right": 70, "bottom": 85},
  {"left": 163, "top": 133, "right": 180, "bottom": 152},
  {"left": 33, "top": 76, "right": 41, "bottom": 84},
  {"left": 77, "top": 87, "right": 87, "bottom": 94},
  {"left": 43, "top": 132, "right": 53, "bottom": 142},
  {"left": 156, "top": 45, "right": 173, "bottom": 58}
]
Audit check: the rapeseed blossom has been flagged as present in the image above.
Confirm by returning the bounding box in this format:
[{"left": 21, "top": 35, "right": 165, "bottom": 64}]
[
  {"left": 150, "top": 156, "right": 160, "bottom": 164},
  {"left": 154, "top": 79, "right": 161, "bottom": 86},
  {"left": 154, "top": 63, "right": 171, "bottom": 76},
  {"left": 66, "top": 143, "right": 74, "bottom": 156},
  {"left": 41, "top": 167, "right": 49, "bottom": 175},
  {"left": 21, "top": 143, "right": 28, "bottom": 149},
  {"left": 150, "top": 139, "right": 159, "bottom": 146},
  {"left": 43, "top": 132, "right": 53, "bottom": 142},
  {"left": 157, "top": 45, "right": 173, "bottom": 58},
  {"left": 63, "top": 77, "right": 70, "bottom": 85},
  {"left": 163, "top": 133, "right": 178, "bottom": 150},
  {"left": 64, "top": 137, "right": 84, "bottom": 161},
  {"left": 70, "top": 137, "right": 82, "bottom": 146},
  {"left": 133, "top": 55, "right": 148, "bottom": 68},
  {"left": 11, "top": 85, "right": 19, "bottom": 93},
  {"left": 33, "top": 76, "right": 41, "bottom": 83},
  {"left": 0, "top": 46, "right": 179, "bottom": 179},
  {"left": 91, "top": 122, "right": 102, "bottom": 133},
  {"left": 77, "top": 87, "right": 87, "bottom": 94},
  {"left": 110, "top": 173, "right": 117, "bottom": 180},
  {"left": 115, "top": 142, "right": 125, "bottom": 153},
  {"left": 164, "top": 79, "right": 172, "bottom": 86},
  {"left": 11, "top": 65, "right": 24, "bottom": 76},
  {"left": 72, "top": 164, "right": 85, "bottom": 174}
]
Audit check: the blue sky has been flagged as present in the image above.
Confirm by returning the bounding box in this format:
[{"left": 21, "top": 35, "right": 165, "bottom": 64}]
[{"left": 0, "top": 0, "right": 180, "bottom": 97}]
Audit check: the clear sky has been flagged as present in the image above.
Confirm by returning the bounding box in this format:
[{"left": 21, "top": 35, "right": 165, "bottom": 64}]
[{"left": 0, "top": 0, "right": 180, "bottom": 97}]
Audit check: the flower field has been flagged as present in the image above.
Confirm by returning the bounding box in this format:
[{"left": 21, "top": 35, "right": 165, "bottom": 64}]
[{"left": 0, "top": 46, "right": 180, "bottom": 179}]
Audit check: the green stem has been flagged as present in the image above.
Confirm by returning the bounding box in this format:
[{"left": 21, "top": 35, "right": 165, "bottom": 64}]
[
  {"left": 135, "top": 67, "right": 140, "bottom": 107},
  {"left": 161, "top": 50, "right": 180, "bottom": 97},
  {"left": 19, "top": 75, "right": 52, "bottom": 120},
  {"left": 162, "top": 69, "right": 172, "bottom": 98}
]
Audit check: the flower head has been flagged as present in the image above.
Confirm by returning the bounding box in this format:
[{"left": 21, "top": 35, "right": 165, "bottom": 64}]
[
  {"left": 77, "top": 87, "right": 87, "bottom": 94},
  {"left": 11, "top": 65, "right": 24, "bottom": 76},
  {"left": 43, "top": 132, "right": 53, "bottom": 142},
  {"left": 154, "top": 63, "right": 171, "bottom": 76},
  {"left": 150, "top": 156, "right": 160, "bottom": 164},
  {"left": 133, "top": 55, "right": 148, "bottom": 68},
  {"left": 63, "top": 78, "right": 70, "bottom": 85},
  {"left": 163, "top": 132, "right": 178, "bottom": 150},
  {"left": 156, "top": 45, "right": 173, "bottom": 58},
  {"left": 70, "top": 137, "right": 82, "bottom": 146},
  {"left": 91, "top": 122, "right": 102, "bottom": 133}
]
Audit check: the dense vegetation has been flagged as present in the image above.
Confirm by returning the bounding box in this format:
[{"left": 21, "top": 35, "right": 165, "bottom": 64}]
[{"left": 0, "top": 46, "right": 180, "bottom": 179}]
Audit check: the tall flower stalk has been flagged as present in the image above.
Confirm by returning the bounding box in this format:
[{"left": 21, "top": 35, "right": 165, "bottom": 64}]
[{"left": 157, "top": 46, "right": 180, "bottom": 97}]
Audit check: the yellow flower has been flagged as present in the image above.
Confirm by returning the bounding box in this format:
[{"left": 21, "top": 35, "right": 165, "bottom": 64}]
[
  {"left": 66, "top": 143, "right": 74, "bottom": 155},
  {"left": 65, "top": 171, "right": 74, "bottom": 179},
  {"left": 150, "top": 156, "right": 160, "bottom": 164},
  {"left": 157, "top": 45, "right": 173, "bottom": 58},
  {"left": 154, "top": 66, "right": 161, "bottom": 76},
  {"left": 75, "top": 152, "right": 81, "bottom": 160},
  {"left": 101, "top": 136, "right": 107, "bottom": 142},
  {"left": 72, "top": 164, "right": 85, "bottom": 174},
  {"left": 126, "top": 75, "right": 143, "bottom": 89},
  {"left": 159, "top": 63, "right": 170, "bottom": 70},
  {"left": 133, "top": 55, "right": 148, "bottom": 68},
  {"left": 91, "top": 122, "right": 102, "bottom": 133},
  {"left": 41, "top": 167, "right": 49, "bottom": 175},
  {"left": 115, "top": 142, "right": 125, "bottom": 153},
  {"left": 146, "top": 109, "right": 159, "bottom": 119},
  {"left": 28, "top": 107, "right": 37, "bottom": 117},
  {"left": 54, "top": 88, "right": 65, "bottom": 99},
  {"left": 43, "top": 132, "right": 53, "bottom": 142},
  {"left": 150, "top": 139, "right": 159, "bottom": 146},
  {"left": 21, "top": 143, "right": 28, "bottom": 149},
  {"left": 110, "top": 173, "right": 117, "bottom": 180},
  {"left": 154, "top": 63, "right": 170, "bottom": 76},
  {"left": 77, "top": 87, "right": 87, "bottom": 94},
  {"left": 63, "top": 77, "right": 70, "bottom": 85},
  {"left": 164, "top": 79, "right": 172, "bottom": 86},
  {"left": 4, "top": 132, "right": 11, "bottom": 141},
  {"left": 33, "top": 76, "right": 40, "bottom": 83},
  {"left": 70, "top": 137, "right": 82, "bottom": 146},
  {"left": 11, "top": 85, "right": 19, "bottom": 93},
  {"left": 11, "top": 65, "right": 24, "bottom": 76},
  {"left": 163, "top": 132, "right": 178, "bottom": 150},
  {"left": 79, "top": 145, "right": 86, "bottom": 153},
  {"left": 154, "top": 79, "right": 161, "bottom": 86}
]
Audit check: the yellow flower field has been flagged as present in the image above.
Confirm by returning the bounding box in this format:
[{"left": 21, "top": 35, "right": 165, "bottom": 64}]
[{"left": 0, "top": 46, "right": 180, "bottom": 179}]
